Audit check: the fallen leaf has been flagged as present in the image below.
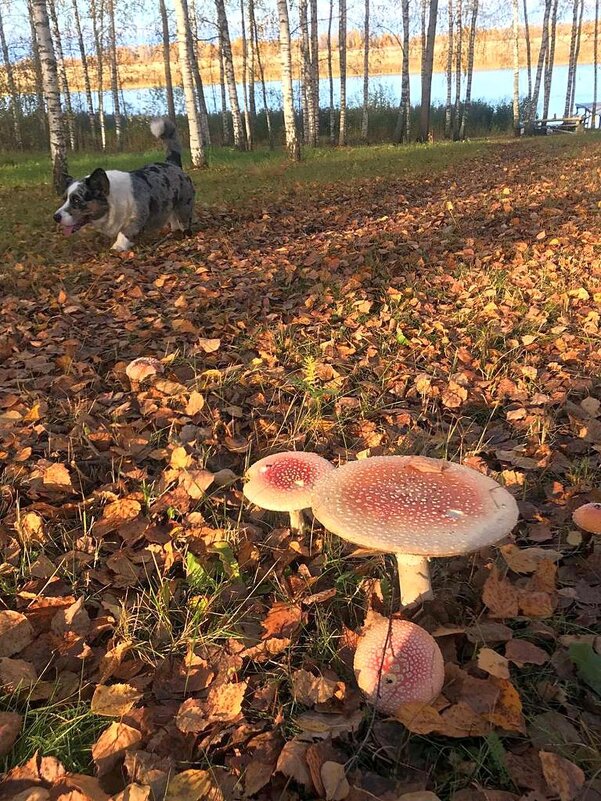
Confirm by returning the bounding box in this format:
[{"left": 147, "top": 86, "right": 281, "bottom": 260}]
[
  {"left": 477, "top": 648, "right": 510, "bottom": 679},
  {"left": 92, "top": 722, "right": 142, "bottom": 775},
  {"left": 125, "top": 357, "right": 162, "bottom": 383},
  {"left": 321, "top": 762, "right": 349, "bottom": 800},
  {"left": 206, "top": 680, "right": 247, "bottom": 721},
  {"left": 539, "top": 751, "right": 585, "bottom": 801},
  {"left": 276, "top": 739, "right": 312, "bottom": 789},
  {"left": 395, "top": 703, "right": 444, "bottom": 735},
  {"left": 185, "top": 391, "right": 205, "bottom": 415},
  {"left": 482, "top": 566, "right": 519, "bottom": 618},
  {"left": 0, "top": 610, "right": 34, "bottom": 657},
  {"left": 485, "top": 678, "right": 526, "bottom": 733},
  {"left": 164, "top": 769, "right": 215, "bottom": 801},
  {"left": 0, "top": 710, "right": 22, "bottom": 756},
  {"left": 16, "top": 511, "right": 46, "bottom": 544},
  {"left": 196, "top": 338, "right": 221, "bottom": 353},
  {"left": 504, "top": 640, "right": 549, "bottom": 667},
  {"left": 500, "top": 545, "right": 562, "bottom": 574},
  {"left": 170, "top": 446, "right": 192, "bottom": 470},
  {"left": 261, "top": 602, "right": 303, "bottom": 639},
  {"left": 90, "top": 684, "right": 143, "bottom": 717},
  {"left": 291, "top": 669, "right": 339, "bottom": 705}
]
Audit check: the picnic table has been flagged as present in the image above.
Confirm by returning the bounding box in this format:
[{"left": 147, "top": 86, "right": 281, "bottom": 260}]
[
  {"left": 575, "top": 103, "right": 600, "bottom": 129},
  {"left": 519, "top": 115, "right": 586, "bottom": 135}
]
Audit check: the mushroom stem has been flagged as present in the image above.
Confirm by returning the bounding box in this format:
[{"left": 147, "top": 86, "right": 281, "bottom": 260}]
[
  {"left": 395, "top": 554, "right": 433, "bottom": 608},
  {"left": 289, "top": 508, "right": 305, "bottom": 533}
]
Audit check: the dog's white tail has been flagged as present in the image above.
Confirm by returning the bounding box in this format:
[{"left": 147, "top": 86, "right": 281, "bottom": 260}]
[{"left": 150, "top": 118, "right": 182, "bottom": 168}]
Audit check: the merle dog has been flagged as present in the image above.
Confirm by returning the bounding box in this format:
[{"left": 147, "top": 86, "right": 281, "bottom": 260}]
[{"left": 53, "top": 118, "right": 195, "bottom": 251}]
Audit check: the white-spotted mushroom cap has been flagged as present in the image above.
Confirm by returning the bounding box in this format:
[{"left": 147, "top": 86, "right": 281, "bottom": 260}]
[
  {"left": 311, "top": 455, "right": 519, "bottom": 557},
  {"left": 572, "top": 502, "right": 601, "bottom": 534},
  {"left": 244, "top": 451, "right": 334, "bottom": 512},
  {"left": 354, "top": 618, "right": 444, "bottom": 713}
]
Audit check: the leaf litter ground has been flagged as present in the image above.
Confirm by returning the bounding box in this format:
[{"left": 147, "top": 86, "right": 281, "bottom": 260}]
[{"left": 0, "top": 136, "right": 600, "bottom": 801}]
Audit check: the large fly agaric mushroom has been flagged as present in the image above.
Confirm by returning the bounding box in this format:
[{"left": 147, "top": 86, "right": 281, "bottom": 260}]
[
  {"left": 572, "top": 503, "right": 601, "bottom": 534},
  {"left": 354, "top": 618, "right": 445, "bottom": 713},
  {"left": 243, "top": 451, "right": 334, "bottom": 532},
  {"left": 311, "top": 455, "right": 519, "bottom": 607}
]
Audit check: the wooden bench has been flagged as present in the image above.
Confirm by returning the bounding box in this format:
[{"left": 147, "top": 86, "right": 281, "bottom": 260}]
[{"left": 521, "top": 115, "right": 586, "bottom": 135}]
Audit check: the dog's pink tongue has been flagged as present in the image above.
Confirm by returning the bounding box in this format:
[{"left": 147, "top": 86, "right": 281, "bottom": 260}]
[{"left": 62, "top": 225, "right": 75, "bottom": 237}]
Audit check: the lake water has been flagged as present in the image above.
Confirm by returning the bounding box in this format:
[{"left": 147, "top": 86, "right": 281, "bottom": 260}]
[{"left": 71, "top": 63, "right": 596, "bottom": 122}]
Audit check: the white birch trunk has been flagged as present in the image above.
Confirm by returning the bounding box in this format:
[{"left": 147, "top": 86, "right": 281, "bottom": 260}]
[
  {"left": 542, "top": 0, "right": 559, "bottom": 120},
  {"left": 47, "top": 0, "right": 76, "bottom": 149},
  {"left": 90, "top": 0, "right": 106, "bottom": 150},
  {"left": 106, "top": 0, "right": 122, "bottom": 148},
  {"left": 72, "top": 0, "right": 96, "bottom": 144},
  {"left": 218, "top": 32, "right": 231, "bottom": 145},
  {"left": 361, "top": 0, "right": 369, "bottom": 140},
  {"left": 419, "top": 0, "right": 439, "bottom": 141},
  {"left": 452, "top": 0, "right": 462, "bottom": 139},
  {"left": 309, "top": 0, "right": 319, "bottom": 145},
  {"left": 0, "top": 3, "right": 23, "bottom": 147},
  {"left": 240, "top": 0, "right": 253, "bottom": 147},
  {"left": 512, "top": 0, "right": 520, "bottom": 135},
  {"left": 458, "top": 0, "right": 478, "bottom": 139},
  {"left": 31, "top": 0, "right": 68, "bottom": 193},
  {"left": 327, "top": 0, "right": 335, "bottom": 143},
  {"left": 276, "top": 0, "right": 300, "bottom": 160},
  {"left": 215, "top": 0, "right": 245, "bottom": 149},
  {"left": 28, "top": 0, "right": 47, "bottom": 137},
  {"left": 528, "top": 0, "right": 551, "bottom": 126},
  {"left": 522, "top": 0, "right": 532, "bottom": 103},
  {"left": 252, "top": 8, "right": 273, "bottom": 148},
  {"left": 444, "top": 0, "right": 453, "bottom": 138},
  {"left": 173, "top": 0, "right": 206, "bottom": 167},
  {"left": 299, "top": 0, "right": 313, "bottom": 144},
  {"left": 159, "top": 0, "right": 176, "bottom": 121},
  {"left": 338, "top": 0, "right": 347, "bottom": 145}
]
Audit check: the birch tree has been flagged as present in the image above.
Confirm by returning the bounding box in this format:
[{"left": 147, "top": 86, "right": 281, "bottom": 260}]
[
  {"left": 240, "top": 0, "right": 253, "bottom": 146},
  {"left": 419, "top": 0, "right": 439, "bottom": 141},
  {"left": 215, "top": 0, "right": 245, "bottom": 148},
  {"left": 527, "top": 0, "right": 551, "bottom": 128},
  {"left": 0, "top": 1, "right": 23, "bottom": 148},
  {"left": 444, "top": 0, "right": 453, "bottom": 138},
  {"left": 452, "top": 0, "right": 462, "bottom": 139},
  {"left": 187, "top": 1, "right": 211, "bottom": 145},
  {"left": 107, "top": 0, "right": 122, "bottom": 148},
  {"left": 276, "top": 0, "right": 300, "bottom": 160},
  {"left": 458, "top": 0, "right": 478, "bottom": 139},
  {"left": 173, "top": 0, "right": 207, "bottom": 167},
  {"left": 394, "top": 0, "right": 411, "bottom": 142},
  {"left": 47, "top": 0, "right": 76, "bottom": 149},
  {"left": 309, "top": 0, "right": 319, "bottom": 144},
  {"left": 90, "top": 0, "right": 106, "bottom": 149},
  {"left": 247, "top": 0, "right": 257, "bottom": 123},
  {"left": 512, "top": 0, "right": 519, "bottom": 135},
  {"left": 542, "top": 0, "right": 559, "bottom": 120},
  {"left": 219, "top": 34, "right": 231, "bottom": 145},
  {"left": 594, "top": 0, "right": 599, "bottom": 126},
  {"left": 31, "top": 0, "right": 68, "bottom": 192},
  {"left": 251, "top": 3, "right": 273, "bottom": 148},
  {"left": 338, "top": 0, "right": 347, "bottom": 145},
  {"left": 522, "top": 0, "right": 532, "bottom": 103},
  {"left": 361, "top": 0, "right": 370, "bottom": 140},
  {"left": 327, "top": 0, "right": 335, "bottom": 143},
  {"left": 28, "top": 0, "right": 47, "bottom": 134},
  {"left": 71, "top": 0, "right": 96, "bottom": 143},
  {"left": 299, "top": 0, "right": 312, "bottom": 143},
  {"left": 159, "top": 0, "right": 176, "bottom": 121}
]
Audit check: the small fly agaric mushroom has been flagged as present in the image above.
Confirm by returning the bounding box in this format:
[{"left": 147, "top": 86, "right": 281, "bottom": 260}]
[
  {"left": 243, "top": 451, "right": 334, "bottom": 531},
  {"left": 311, "top": 455, "right": 519, "bottom": 607},
  {"left": 572, "top": 503, "right": 601, "bottom": 534},
  {"left": 354, "top": 618, "right": 444, "bottom": 713}
]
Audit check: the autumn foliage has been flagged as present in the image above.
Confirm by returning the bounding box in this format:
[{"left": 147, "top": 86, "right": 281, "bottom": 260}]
[{"left": 0, "top": 138, "right": 600, "bottom": 800}]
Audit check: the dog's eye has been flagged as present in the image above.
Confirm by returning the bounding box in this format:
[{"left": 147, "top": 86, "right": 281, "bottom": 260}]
[{"left": 71, "top": 197, "right": 82, "bottom": 208}]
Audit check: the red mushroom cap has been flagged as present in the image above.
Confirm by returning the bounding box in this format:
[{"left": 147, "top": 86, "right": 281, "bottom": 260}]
[
  {"left": 243, "top": 451, "right": 334, "bottom": 512},
  {"left": 572, "top": 502, "right": 601, "bottom": 534},
  {"left": 311, "top": 455, "right": 518, "bottom": 557},
  {"left": 354, "top": 618, "right": 444, "bottom": 713}
]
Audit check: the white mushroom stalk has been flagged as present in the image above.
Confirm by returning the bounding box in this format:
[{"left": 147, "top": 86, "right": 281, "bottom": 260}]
[
  {"left": 311, "top": 455, "right": 519, "bottom": 608},
  {"left": 243, "top": 451, "right": 334, "bottom": 533}
]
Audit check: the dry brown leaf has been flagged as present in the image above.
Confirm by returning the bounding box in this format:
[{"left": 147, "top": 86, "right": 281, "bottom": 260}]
[
  {"left": 92, "top": 722, "right": 142, "bottom": 776},
  {"left": 185, "top": 391, "right": 205, "bottom": 416},
  {"left": 16, "top": 511, "right": 46, "bottom": 544},
  {"left": 164, "top": 769, "right": 215, "bottom": 801},
  {"left": 439, "top": 701, "right": 493, "bottom": 737},
  {"left": 175, "top": 698, "right": 209, "bottom": 734},
  {"left": 517, "top": 590, "right": 556, "bottom": 618},
  {"left": 0, "top": 656, "right": 37, "bottom": 692},
  {"left": 504, "top": 640, "right": 549, "bottom": 667},
  {"left": 179, "top": 468, "right": 214, "bottom": 499},
  {"left": 261, "top": 602, "right": 303, "bottom": 639},
  {"left": 482, "top": 566, "right": 519, "bottom": 618},
  {"left": 103, "top": 499, "right": 141, "bottom": 523},
  {"left": 110, "top": 783, "right": 151, "bottom": 801},
  {"left": 321, "top": 762, "right": 350, "bottom": 801},
  {"left": 170, "top": 446, "right": 192, "bottom": 470},
  {"left": 484, "top": 678, "right": 526, "bottom": 733},
  {"left": 206, "top": 680, "right": 247, "bottom": 721},
  {"left": 11, "top": 790, "right": 51, "bottom": 801},
  {"left": 539, "top": 751, "right": 585, "bottom": 801},
  {"left": 296, "top": 709, "right": 363, "bottom": 739},
  {"left": 477, "top": 648, "right": 510, "bottom": 679},
  {"left": 196, "top": 338, "right": 221, "bottom": 353},
  {"left": 0, "top": 710, "right": 22, "bottom": 756},
  {"left": 395, "top": 703, "right": 444, "bottom": 735},
  {"left": 41, "top": 463, "right": 74, "bottom": 492},
  {"left": 125, "top": 357, "right": 162, "bottom": 383},
  {"left": 90, "top": 683, "right": 143, "bottom": 717},
  {"left": 500, "top": 545, "right": 562, "bottom": 574},
  {"left": 291, "top": 669, "right": 339, "bottom": 706},
  {"left": 275, "top": 739, "right": 312, "bottom": 789},
  {"left": 98, "top": 641, "right": 133, "bottom": 683},
  {"left": 0, "top": 610, "right": 34, "bottom": 657},
  {"left": 398, "top": 793, "right": 442, "bottom": 801}
]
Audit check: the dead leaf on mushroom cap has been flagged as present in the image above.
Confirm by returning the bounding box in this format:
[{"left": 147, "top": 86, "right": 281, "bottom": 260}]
[{"left": 125, "top": 357, "right": 163, "bottom": 383}]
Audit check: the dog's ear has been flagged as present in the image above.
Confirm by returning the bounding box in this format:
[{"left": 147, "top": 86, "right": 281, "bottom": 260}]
[{"left": 86, "top": 168, "right": 110, "bottom": 196}]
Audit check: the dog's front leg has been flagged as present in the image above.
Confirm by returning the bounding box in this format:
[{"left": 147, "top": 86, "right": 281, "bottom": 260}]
[{"left": 111, "top": 231, "right": 134, "bottom": 252}]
